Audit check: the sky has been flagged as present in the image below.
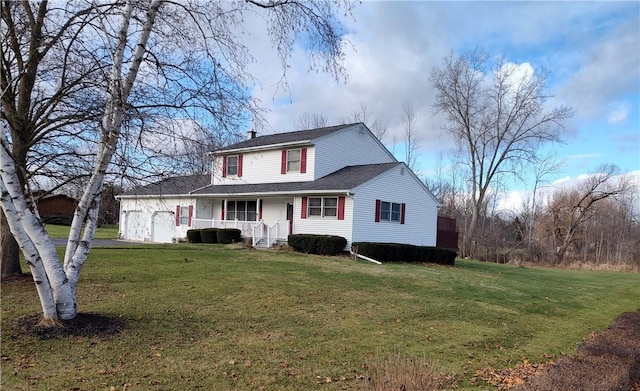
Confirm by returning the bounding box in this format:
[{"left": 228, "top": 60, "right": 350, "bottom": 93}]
[{"left": 242, "top": 1, "right": 639, "bottom": 212}]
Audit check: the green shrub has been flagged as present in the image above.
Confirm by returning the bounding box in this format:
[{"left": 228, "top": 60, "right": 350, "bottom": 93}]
[
  {"left": 201, "top": 228, "right": 219, "bottom": 243},
  {"left": 217, "top": 228, "right": 242, "bottom": 244},
  {"left": 352, "top": 242, "right": 456, "bottom": 265},
  {"left": 288, "top": 234, "right": 347, "bottom": 256},
  {"left": 186, "top": 229, "right": 202, "bottom": 243}
]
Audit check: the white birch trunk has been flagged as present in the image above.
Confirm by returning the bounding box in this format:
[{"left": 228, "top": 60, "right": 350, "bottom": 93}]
[
  {"left": 1, "top": 0, "right": 163, "bottom": 320},
  {"left": 1, "top": 130, "right": 76, "bottom": 319}
]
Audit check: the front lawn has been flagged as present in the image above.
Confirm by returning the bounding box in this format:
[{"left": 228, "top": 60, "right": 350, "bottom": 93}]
[{"left": 1, "top": 244, "right": 638, "bottom": 390}]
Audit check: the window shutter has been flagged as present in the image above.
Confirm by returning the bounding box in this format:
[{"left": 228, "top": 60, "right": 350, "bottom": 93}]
[
  {"left": 400, "top": 203, "right": 406, "bottom": 224},
  {"left": 300, "top": 148, "right": 307, "bottom": 173},
  {"left": 237, "top": 154, "right": 243, "bottom": 177},
  {"left": 258, "top": 200, "right": 263, "bottom": 220},
  {"left": 188, "top": 205, "right": 193, "bottom": 226},
  {"left": 222, "top": 156, "right": 227, "bottom": 177},
  {"left": 281, "top": 150, "right": 287, "bottom": 174},
  {"left": 337, "top": 196, "right": 345, "bottom": 220},
  {"left": 221, "top": 200, "right": 225, "bottom": 220},
  {"left": 175, "top": 205, "right": 181, "bottom": 226},
  {"left": 375, "top": 199, "right": 381, "bottom": 222},
  {"left": 301, "top": 197, "right": 307, "bottom": 219}
]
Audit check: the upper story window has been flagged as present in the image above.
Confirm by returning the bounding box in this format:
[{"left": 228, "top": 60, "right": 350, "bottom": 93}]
[
  {"left": 287, "top": 149, "right": 301, "bottom": 172},
  {"left": 375, "top": 199, "right": 405, "bottom": 224},
  {"left": 222, "top": 154, "right": 242, "bottom": 177},
  {"left": 281, "top": 148, "right": 307, "bottom": 174},
  {"left": 226, "top": 156, "right": 238, "bottom": 176}
]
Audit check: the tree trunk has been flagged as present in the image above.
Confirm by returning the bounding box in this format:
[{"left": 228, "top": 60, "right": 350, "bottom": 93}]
[{"left": 1, "top": 211, "right": 23, "bottom": 280}]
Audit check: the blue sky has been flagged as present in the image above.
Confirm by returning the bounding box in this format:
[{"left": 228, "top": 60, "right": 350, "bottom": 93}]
[{"left": 244, "top": 1, "right": 639, "bottom": 210}]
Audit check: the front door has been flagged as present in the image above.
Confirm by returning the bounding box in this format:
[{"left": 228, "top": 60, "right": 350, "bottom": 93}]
[{"left": 286, "top": 202, "right": 294, "bottom": 234}]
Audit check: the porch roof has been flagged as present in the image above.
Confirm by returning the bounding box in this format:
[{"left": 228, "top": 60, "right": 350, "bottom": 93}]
[{"left": 191, "top": 162, "right": 400, "bottom": 196}]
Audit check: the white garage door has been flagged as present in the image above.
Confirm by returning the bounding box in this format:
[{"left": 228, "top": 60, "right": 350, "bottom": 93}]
[
  {"left": 152, "top": 211, "right": 175, "bottom": 243},
  {"left": 125, "top": 211, "right": 145, "bottom": 241}
]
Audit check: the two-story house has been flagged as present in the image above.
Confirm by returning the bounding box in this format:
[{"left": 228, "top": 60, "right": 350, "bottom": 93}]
[{"left": 117, "top": 123, "right": 440, "bottom": 248}]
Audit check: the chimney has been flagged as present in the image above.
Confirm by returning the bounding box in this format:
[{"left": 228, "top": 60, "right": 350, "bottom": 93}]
[{"left": 247, "top": 129, "right": 257, "bottom": 139}]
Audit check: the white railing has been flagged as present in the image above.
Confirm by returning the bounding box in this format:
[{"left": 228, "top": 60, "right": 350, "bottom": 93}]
[
  {"left": 268, "top": 221, "right": 290, "bottom": 246},
  {"left": 252, "top": 221, "right": 266, "bottom": 247}
]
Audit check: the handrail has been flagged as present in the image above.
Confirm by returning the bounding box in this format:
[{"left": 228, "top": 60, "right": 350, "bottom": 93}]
[{"left": 252, "top": 221, "right": 266, "bottom": 247}]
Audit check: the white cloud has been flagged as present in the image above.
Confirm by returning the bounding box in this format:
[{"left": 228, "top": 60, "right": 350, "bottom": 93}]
[{"left": 607, "top": 101, "right": 630, "bottom": 124}]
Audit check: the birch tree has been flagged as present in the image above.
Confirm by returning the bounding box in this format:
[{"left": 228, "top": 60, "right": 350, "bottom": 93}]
[
  {"left": 1, "top": 0, "right": 353, "bottom": 321},
  {"left": 430, "top": 49, "right": 573, "bottom": 258}
]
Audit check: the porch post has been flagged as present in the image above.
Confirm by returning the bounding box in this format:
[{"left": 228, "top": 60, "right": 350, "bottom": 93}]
[{"left": 257, "top": 198, "right": 261, "bottom": 221}]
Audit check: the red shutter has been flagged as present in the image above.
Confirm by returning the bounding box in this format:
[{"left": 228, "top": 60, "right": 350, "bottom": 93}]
[
  {"left": 375, "top": 199, "right": 381, "bottom": 222},
  {"left": 221, "top": 200, "right": 225, "bottom": 220},
  {"left": 300, "top": 148, "right": 307, "bottom": 173},
  {"left": 301, "top": 197, "right": 307, "bottom": 219},
  {"left": 258, "top": 200, "right": 262, "bottom": 220},
  {"left": 337, "top": 196, "right": 345, "bottom": 220},
  {"left": 188, "top": 205, "right": 193, "bottom": 226},
  {"left": 400, "top": 203, "right": 406, "bottom": 224},
  {"left": 175, "top": 205, "right": 181, "bottom": 226},
  {"left": 222, "top": 156, "right": 227, "bottom": 177},
  {"left": 281, "top": 150, "right": 287, "bottom": 174},
  {"left": 237, "top": 154, "right": 243, "bottom": 177}
]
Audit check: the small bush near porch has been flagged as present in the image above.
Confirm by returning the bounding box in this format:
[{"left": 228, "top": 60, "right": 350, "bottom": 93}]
[{"left": 288, "top": 234, "right": 347, "bottom": 255}]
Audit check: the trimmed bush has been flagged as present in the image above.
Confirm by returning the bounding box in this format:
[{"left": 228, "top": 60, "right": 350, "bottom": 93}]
[
  {"left": 217, "top": 228, "right": 242, "bottom": 244},
  {"left": 200, "top": 228, "right": 219, "bottom": 244},
  {"left": 186, "top": 229, "right": 203, "bottom": 243},
  {"left": 352, "top": 242, "right": 456, "bottom": 265},
  {"left": 288, "top": 234, "right": 347, "bottom": 256}
]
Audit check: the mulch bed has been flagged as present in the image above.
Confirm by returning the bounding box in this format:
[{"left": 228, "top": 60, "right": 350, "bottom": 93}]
[
  {"left": 474, "top": 308, "right": 640, "bottom": 390},
  {"left": 14, "top": 313, "right": 127, "bottom": 340}
]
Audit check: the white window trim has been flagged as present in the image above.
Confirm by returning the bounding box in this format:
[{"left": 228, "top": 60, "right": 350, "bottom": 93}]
[{"left": 307, "top": 196, "right": 338, "bottom": 219}]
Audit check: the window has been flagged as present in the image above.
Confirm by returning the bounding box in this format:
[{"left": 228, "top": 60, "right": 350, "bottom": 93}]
[
  {"left": 176, "top": 205, "right": 193, "bottom": 226},
  {"left": 287, "top": 149, "right": 300, "bottom": 172},
  {"left": 375, "top": 199, "right": 405, "bottom": 224},
  {"left": 307, "top": 197, "right": 338, "bottom": 218},
  {"left": 281, "top": 148, "right": 307, "bottom": 174},
  {"left": 225, "top": 200, "right": 257, "bottom": 221},
  {"left": 226, "top": 155, "right": 238, "bottom": 176},
  {"left": 180, "top": 206, "right": 189, "bottom": 225}
]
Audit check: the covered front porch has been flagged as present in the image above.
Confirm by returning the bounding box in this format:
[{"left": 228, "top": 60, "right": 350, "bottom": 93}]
[{"left": 192, "top": 196, "right": 293, "bottom": 247}]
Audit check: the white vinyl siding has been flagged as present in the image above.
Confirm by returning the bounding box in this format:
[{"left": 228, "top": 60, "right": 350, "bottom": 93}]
[
  {"left": 313, "top": 123, "right": 395, "bottom": 179},
  {"left": 351, "top": 165, "right": 438, "bottom": 246},
  {"left": 212, "top": 148, "right": 315, "bottom": 185},
  {"left": 294, "top": 196, "right": 353, "bottom": 247}
]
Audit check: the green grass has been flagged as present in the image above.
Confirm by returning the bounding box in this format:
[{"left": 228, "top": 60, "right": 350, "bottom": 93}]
[
  {"left": 2, "top": 244, "right": 639, "bottom": 390},
  {"left": 44, "top": 223, "right": 119, "bottom": 239}
]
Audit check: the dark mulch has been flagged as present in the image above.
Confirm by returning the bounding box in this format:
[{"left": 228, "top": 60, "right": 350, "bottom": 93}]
[
  {"left": 14, "top": 313, "right": 127, "bottom": 340},
  {"left": 514, "top": 308, "right": 640, "bottom": 391}
]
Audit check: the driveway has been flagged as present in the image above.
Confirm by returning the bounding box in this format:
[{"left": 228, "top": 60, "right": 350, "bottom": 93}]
[{"left": 52, "top": 238, "right": 145, "bottom": 247}]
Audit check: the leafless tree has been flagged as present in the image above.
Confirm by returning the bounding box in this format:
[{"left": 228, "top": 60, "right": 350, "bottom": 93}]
[
  {"left": 401, "top": 101, "right": 420, "bottom": 172},
  {"left": 1, "top": 0, "right": 354, "bottom": 320},
  {"left": 430, "top": 49, "right": 573, "bottom": 258},
  {"left": 537, "top": 165, "right": 633, "bottom": 264},
  {"left": 343, "top": 103, "right": 388, "bottom": 142},
  {"left": 295, "top": 112, "right": 329, "bottom": 129}
]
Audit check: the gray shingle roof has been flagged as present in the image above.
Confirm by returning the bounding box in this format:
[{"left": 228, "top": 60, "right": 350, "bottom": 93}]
[
  {"left": 191, "top": 163, "right": 400, "bottom": 195},
  {"left": 215, "top": 123, "right": 359, "bottom": 153},
  {"left": 119, "top": 174, "right": 210, "bottom": 196}
]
